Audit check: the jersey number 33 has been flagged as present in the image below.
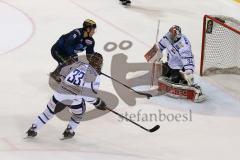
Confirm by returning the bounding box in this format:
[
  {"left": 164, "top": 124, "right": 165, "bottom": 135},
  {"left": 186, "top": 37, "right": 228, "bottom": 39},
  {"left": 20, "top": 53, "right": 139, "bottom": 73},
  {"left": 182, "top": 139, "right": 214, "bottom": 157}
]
[{"left": 66, "top": 69, "right": 85, "bottom": 85}]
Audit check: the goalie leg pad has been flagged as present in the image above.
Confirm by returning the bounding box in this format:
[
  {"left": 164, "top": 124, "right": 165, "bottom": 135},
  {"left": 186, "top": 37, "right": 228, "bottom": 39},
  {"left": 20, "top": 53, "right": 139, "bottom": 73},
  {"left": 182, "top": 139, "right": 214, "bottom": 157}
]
[
  {"left": 158, "top": 78, "right": 206, "bottom": 102},
  {"left": 192, "top": 85, "right": 207, "bottom": 103}
]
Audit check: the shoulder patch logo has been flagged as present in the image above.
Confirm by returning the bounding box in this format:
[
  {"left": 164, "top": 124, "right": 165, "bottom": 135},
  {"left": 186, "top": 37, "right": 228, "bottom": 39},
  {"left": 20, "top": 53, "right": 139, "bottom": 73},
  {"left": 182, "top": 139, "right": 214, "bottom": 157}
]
[
  {"left": 73, "top": 34, "right": 77, "bottom": 39},
  {"left": 85, "top": 39, "right": 93, "bottom": 45}
]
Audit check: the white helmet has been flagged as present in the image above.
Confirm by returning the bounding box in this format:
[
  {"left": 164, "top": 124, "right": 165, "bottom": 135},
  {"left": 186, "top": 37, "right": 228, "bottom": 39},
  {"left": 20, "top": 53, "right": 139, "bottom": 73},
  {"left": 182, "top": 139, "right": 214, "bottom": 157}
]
[{"left": 169, "top": 25, "right": 182, "bottom": 41}]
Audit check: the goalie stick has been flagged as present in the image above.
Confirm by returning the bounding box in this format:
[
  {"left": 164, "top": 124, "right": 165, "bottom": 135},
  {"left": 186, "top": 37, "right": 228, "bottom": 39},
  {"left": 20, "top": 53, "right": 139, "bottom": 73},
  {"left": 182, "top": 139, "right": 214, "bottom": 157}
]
[
  {"left": 105, "top": 106, "right": 160, "bottom": 133},
  {"left": 151, "top": 19, "right": 161, "bottom": 87}
]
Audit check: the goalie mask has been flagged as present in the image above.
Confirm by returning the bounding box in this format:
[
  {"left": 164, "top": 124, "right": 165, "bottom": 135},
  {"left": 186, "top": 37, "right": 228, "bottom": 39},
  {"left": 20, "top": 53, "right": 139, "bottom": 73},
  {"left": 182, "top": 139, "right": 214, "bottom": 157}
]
[
  {"left": 169, "top": 25, "right": 182, "bottom": 42},
  {"left": 87, "top": 53, "right": 103, "bottom": 74}
]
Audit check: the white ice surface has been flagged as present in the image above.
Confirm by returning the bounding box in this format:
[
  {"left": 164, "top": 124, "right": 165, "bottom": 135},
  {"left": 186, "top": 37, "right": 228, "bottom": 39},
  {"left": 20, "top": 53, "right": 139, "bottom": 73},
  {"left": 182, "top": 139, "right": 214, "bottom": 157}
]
[{"left": 0, "top": 0, "right": 240, "bottom": 160}]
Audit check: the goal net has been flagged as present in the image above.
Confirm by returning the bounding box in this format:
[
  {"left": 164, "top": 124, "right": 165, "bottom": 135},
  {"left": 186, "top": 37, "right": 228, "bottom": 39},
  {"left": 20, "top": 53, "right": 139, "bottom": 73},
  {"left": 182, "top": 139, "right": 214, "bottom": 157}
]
[{"left": 200, "top": 15, "right": 240, "bottom": 76}]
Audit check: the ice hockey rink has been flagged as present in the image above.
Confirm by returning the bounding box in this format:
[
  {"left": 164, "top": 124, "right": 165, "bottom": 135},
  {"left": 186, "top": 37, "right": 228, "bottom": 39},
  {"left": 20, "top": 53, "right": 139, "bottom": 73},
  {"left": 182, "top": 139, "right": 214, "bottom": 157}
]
[{"left": 0, "top": 0, "right": 240, "bottom": 159}]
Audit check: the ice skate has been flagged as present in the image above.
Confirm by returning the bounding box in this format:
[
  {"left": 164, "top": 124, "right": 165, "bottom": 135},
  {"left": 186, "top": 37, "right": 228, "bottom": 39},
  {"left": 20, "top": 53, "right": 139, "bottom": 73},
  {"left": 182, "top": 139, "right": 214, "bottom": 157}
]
[
  {"left": 26, "top": 124, "right": 37, "bottom": 138},
  {"left": 60, "top": 125, "right": 75, "bottom": 140}
]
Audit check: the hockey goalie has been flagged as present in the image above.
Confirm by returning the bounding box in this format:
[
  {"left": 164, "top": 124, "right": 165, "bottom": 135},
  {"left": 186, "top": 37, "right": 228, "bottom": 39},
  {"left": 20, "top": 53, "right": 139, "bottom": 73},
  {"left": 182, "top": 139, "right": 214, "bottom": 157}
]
[{"left": 145, "top": 25, "right": 206, "bottom": 103}]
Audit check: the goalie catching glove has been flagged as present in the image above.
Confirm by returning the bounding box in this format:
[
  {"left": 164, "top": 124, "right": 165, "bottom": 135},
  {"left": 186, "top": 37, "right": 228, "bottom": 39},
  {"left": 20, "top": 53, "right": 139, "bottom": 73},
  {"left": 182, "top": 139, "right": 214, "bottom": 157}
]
[
  {"left": 180, "top": 70, "right": 194, "bottom": 86},
  {"left": 93, "top": 98, "right": 106, "bottom": 110}
]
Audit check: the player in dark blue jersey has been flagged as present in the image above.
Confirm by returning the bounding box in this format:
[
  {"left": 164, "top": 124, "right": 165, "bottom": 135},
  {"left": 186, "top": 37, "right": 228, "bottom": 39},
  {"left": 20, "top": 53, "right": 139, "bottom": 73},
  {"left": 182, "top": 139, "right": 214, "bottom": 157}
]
[{"left": 50, "top": 19, "right": 97, "bottom": 82}]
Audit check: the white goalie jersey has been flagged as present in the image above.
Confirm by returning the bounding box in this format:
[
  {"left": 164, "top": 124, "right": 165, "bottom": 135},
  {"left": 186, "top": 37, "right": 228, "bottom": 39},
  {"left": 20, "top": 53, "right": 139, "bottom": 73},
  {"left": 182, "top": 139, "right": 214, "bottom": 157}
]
[
  {"left": 53, "top": 62, "right": 100, "bottom": 105},
  {"left": 158, "top": 32, "right": 195, "bottom": 73}
]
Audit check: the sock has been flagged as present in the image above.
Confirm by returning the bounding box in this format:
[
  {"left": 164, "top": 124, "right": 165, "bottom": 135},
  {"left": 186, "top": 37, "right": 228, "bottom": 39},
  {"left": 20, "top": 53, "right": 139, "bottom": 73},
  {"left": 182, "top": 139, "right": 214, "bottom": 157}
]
[{"left": 32, "top": 105, "right": 55, "bottom": 131}]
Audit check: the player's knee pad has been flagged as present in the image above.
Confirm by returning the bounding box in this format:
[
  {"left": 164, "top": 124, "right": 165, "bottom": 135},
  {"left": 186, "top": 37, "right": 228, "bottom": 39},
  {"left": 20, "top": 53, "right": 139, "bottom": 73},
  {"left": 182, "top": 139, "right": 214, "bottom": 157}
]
[
  {"left": 71, "top": 113, "right": 83, "bottom": 124},
  {"left": 70, "top": 101, "right": 86, "bottom": 115},
  {"left": 70, "top": 102, "right": 86, "bottom": 124},
  {"left": 47, "top": 96, "right": 58, "bottom": 113},
  {"left": 43, "top": 96, "right": 59, "bottom": 118}
]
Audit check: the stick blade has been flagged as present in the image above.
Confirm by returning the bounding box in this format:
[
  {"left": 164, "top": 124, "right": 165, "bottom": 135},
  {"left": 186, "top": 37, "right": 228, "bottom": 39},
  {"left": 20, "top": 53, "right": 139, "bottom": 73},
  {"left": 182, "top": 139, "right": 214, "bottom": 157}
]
[{"left": 149, "top": 125, "right": 160, "bottom": 132}]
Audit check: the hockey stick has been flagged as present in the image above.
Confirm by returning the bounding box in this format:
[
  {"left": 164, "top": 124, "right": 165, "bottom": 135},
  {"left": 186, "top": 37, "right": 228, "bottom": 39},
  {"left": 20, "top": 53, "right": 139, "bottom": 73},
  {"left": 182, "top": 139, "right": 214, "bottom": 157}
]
[
  {"left": 105, "top": 106, "right": 160, "bottom": 133},
  {"left": 151, "top": 20, "right": 161, "bottom": 87},
  {"left": 155, "top": 19, "right": 160, "bottom": 43},
  {"left": 53, "top": 54, "right": 152, "bottom": 99},
  {"left": 100, "top": 72, "right": 152, "bottom": 99}
]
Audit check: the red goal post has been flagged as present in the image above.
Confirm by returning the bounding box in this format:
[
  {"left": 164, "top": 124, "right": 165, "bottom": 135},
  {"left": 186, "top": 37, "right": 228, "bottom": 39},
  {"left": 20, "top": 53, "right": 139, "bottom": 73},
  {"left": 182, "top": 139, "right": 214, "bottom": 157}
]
[{"left": 200, "top": 15, "right": 240, "bottom": 76}]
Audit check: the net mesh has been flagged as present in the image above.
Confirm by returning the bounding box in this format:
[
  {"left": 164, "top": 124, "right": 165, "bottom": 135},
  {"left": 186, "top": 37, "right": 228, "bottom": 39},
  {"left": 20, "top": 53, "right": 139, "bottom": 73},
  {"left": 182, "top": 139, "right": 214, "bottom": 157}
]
[{"left": 202, "top": 15, "right": 240, "bottom": 76}]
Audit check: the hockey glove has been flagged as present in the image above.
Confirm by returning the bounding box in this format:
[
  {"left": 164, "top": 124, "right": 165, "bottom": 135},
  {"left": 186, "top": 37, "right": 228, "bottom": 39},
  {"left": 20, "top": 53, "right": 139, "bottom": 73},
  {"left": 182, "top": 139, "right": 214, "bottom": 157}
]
[
  {"left": 180, "top": 70, "right": 194, "bottom": 86},
  {"left": 93, "top": 98, "right": 106, "bottom": 110}
]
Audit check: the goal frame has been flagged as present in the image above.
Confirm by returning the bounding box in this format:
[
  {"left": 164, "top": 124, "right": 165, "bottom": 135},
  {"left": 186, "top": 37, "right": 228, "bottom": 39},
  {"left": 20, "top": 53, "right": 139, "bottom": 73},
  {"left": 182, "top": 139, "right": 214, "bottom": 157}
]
[{"left": 200, "top": 15, "right": 240, "bottom": 76}]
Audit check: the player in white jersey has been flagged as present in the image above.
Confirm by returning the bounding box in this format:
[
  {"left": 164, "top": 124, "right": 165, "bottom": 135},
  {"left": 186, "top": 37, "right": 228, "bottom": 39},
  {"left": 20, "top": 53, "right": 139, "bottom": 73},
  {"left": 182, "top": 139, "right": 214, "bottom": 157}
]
[
  {"left": 157, "top": 25, "right": 195, "bottom": 85},
  {"left": 26, "top": 53, "right": 106, "bottom": 139}
]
